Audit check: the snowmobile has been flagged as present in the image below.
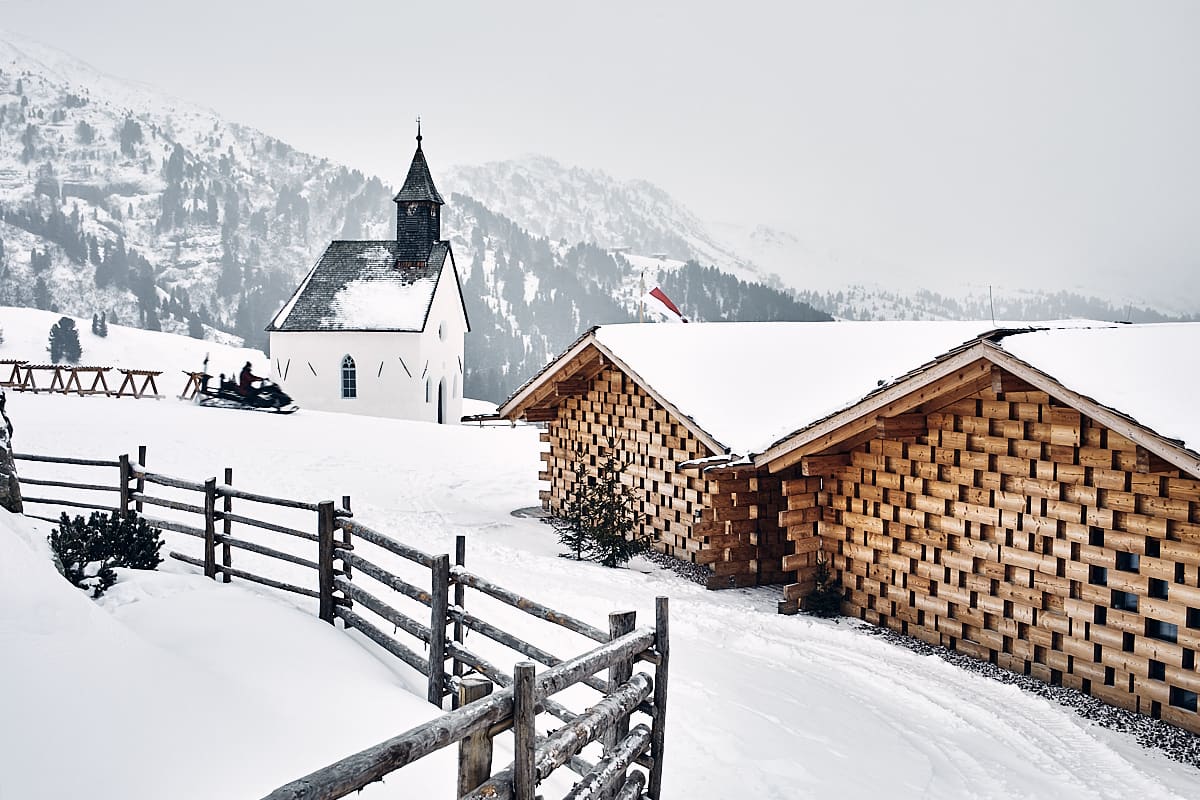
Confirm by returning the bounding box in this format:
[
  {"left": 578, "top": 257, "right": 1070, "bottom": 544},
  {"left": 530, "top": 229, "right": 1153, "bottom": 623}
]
[{"left": 193, "top": 356, "right": 298, "bottom": 414}]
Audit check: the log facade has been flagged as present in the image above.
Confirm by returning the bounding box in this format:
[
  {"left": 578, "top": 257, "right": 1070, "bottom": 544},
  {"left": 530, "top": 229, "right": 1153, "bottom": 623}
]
[
  {"left": 783, "top": 376, "right": 1200, "bottom": 733},
  {"left": 535, "top": 361, "right": 795, "bottom": 589}
]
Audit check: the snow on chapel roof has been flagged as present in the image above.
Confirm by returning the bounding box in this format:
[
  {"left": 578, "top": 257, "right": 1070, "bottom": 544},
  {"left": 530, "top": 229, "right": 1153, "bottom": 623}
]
[{"left": 267, "top": 241, "right": 451, "bottom": 332}]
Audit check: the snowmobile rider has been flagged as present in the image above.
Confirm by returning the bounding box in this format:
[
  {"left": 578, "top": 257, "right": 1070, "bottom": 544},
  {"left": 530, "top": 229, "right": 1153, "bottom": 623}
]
[{"left": 239, "top": 362, "right": 262, "bottom": 396}]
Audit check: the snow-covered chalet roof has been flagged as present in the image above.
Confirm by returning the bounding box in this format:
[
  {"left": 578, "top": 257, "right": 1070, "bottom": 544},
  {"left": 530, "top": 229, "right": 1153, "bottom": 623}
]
[
  {"left": 501, "top": 320, "right": 1104, "bottom": 457},
  {"left": 268, "top": 240, "right": 463, "bottom": 333},
  {"left": 755, "top": 322, "right": 1200, "bottom": 477}
]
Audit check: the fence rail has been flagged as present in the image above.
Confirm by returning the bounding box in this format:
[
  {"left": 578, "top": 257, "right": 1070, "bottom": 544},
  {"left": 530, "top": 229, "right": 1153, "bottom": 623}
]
[{"left": 13, "top": 448, "right": 670, "bottom": 800}]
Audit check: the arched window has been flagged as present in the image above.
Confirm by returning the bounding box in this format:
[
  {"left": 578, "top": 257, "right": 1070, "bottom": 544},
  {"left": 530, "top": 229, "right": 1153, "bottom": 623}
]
[
  {"left": 341, "top": 355, "right": 357, "bottom": 399},
  {"left": 425, "top": 376, "right": 432, "bottom": 403}
]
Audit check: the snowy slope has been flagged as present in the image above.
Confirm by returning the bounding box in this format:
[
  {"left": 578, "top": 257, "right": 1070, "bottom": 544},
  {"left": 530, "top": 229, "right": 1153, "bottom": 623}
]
[
  {"left": 1, "top": 313, "right": 1197, "bottom": 798},
  {"left": 0, "top": 508, "right": 452, "bottom": 799},
  {"left": 0, "top": 305, "right": 264, "bottom": 374}
]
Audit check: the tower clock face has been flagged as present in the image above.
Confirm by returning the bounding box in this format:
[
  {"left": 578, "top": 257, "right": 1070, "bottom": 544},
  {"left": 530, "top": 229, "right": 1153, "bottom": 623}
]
[{"left": 407, "top": 203, "right": 417, "bottom": 216}]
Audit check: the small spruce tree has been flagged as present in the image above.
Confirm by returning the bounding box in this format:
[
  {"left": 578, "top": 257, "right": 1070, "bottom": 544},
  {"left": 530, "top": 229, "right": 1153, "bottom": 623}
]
[
  {"left": 549, "top": 437, "right": 651, "bottom": 568},
  {"left": 549, "top": 443, "right": 593, "bottom": 561},
  {"left": 803, "top": 553, "right": 843, "bottom": 618}
]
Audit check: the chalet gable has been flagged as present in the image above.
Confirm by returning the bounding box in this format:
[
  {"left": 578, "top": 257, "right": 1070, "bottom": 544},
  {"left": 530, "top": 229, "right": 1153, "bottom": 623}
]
[{"left": 756, "top": 325, "right": 1200, "bottom": 480}]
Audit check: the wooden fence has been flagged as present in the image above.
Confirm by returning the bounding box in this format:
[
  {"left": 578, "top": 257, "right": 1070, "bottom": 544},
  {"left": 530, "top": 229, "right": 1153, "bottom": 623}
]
[{"left": 13, "top": 449, "right": 670, "bottom": 800}]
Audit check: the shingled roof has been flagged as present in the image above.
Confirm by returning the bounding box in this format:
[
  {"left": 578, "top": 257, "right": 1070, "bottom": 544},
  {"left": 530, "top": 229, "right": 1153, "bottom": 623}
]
[
  {"left": 267, "top": 241, "right": 462, "bottom": 332},
  {"left": 392, "top": 140, "right": 444, "bottom": 205}
]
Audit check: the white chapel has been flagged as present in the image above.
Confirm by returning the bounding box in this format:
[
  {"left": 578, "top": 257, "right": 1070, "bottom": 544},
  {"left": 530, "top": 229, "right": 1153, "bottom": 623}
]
[{"left": 266, "top": 129, "right": 469, "bottom": 422}]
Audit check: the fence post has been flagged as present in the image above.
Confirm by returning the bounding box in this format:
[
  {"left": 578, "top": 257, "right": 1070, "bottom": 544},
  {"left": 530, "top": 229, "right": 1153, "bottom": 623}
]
[
  {"left": 221, "top": 467, "right": 233, "bottom": 583},
  {"left": 648, "top": 596, "right": 670, "bottom": 800},
  {"left": 118, "top": 453, "right": 131, "bottom": 518},
  {"left": 452, "top": 534, "right": 467, "bottom": 708},
  {"left": 456, "top": 674, "right": 494, "bottom": 796},
  {"left": 604, "top": 609, "right": 637, "bottom": 799},
  {"left": 135, "top": 445, "right": 146, "bottom": 514},
  {"left": 340, "top": 494, "right": 353, "bottom": 582},
  {"left": 203, "top": 478, "right": 217, "bottom": 579},
  {"left": 318, "top": 501, "right": 336, "bottom": 624},
  {"left": 428, "top": 553, "right": 450, "bottom": 706},
  {"left": 513, "top": 661, "right": 537, "bottom": 800}
]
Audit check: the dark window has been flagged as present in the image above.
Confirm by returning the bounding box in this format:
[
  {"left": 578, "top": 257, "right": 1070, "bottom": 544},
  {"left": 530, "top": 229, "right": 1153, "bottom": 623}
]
[
  {"left": 1146, "top": 538, "right": 1160, "bottom": 558},
  {"left": 1185, "top": 650, "right": 1196, "bottom": 671},
  {"left": 1104, "top": 666, "right": 1115, "bottom": 686},
  {"left": 1170, "top": 687, "right": 1198, "bottom": 713},
  {"left": 1149, "top": 579, "right": 1169, "bottom": 600},
  {"left": 340, "top": 355, "right": 356, "bottom": 399},
  {"left": 1149, "top": 660, "right": 1166, "bottom": 681},
  {"left": 1116, "top": 551, "right": 1140, "bottom": 572},
  {"left": 1111, "top": 590, "right": 1138, "bottom": 612},
  {"left": 1123, "top": 632, "right": 1135, "bottom": 652},
  {"left": 1147, "top": 618, "right": 1179, "bottom": 643},
  {"left": 1187, "top": 608, "right": 1200, "bottom": 629},
  {"left": 1089, "top": 528, "right": 1105, "bottom": 546},
  {"left": 1089, "top": 565, "right": 1108, "bottom": 586},
  {"left": 1095, "top": 606, "right": 1107, "bottom": 625}
]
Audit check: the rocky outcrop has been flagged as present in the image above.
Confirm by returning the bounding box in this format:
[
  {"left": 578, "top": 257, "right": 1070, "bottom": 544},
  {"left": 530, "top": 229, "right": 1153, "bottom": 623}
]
[{"left": 0, "top": 389, "right": 22, "bottom": 514}]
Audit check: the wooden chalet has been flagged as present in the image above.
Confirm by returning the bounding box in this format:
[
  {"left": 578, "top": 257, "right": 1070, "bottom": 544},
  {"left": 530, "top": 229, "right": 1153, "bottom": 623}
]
[
  {"left": 755, "top": 323, "right": 1200, "bottom": 733},
  {"left": 498, "top": 320, "right": 1013, "bottom": 589}
]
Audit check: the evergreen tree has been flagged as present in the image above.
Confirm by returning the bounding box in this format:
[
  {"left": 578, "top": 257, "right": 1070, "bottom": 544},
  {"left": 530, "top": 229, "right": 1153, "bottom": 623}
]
[
  {"left": 803, "top": 554, "right": 844, "bottom": 618},
  {"left": 187, "top": 314, "right": 204, "bottom": 339},
  {"left": 549, "top": 437, "right": 650, "bottom": 568},
  {"left": 33, "top": 276, "right": 50, "bottom": 310},
  {"left": 549, "top": 443, "right": 593, "bottom": 560},
  {"left": 97, "top": 313, "right": 108, "bottom": 337},
  {"left": 91, "top": 313, "right": 100, "bottom": 335},
  {"left": 47, "top": 317, "right": 82, "bottom": 363}
]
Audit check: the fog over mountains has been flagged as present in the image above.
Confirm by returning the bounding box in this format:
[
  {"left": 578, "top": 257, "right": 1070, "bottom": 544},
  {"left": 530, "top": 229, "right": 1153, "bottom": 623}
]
[{"left": 0, "top": 31, "right": 1192, "bottom": 402}]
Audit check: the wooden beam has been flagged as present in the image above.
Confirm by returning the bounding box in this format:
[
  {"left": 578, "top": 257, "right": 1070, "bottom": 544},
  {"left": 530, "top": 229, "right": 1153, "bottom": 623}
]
[
  {"left": 523, "top": 407, "right": 559, "bottom": 423},
  {"left": 800, "top": 454, "right": 851, "bottom": 476},
  {"left": 556, "top": 379, "right": 592, "bottom": 396},
  {"left": 876, "top": 413, "right": 927, "bottom": 440},
  {"left": 759, "top": 354, "right": 994, "bottom": 473}
]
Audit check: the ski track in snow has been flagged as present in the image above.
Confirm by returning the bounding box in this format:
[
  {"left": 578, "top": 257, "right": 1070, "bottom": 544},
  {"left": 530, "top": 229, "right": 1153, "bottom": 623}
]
[{"left": 4, "top": 391, "right": 1199, "bottom": 799}]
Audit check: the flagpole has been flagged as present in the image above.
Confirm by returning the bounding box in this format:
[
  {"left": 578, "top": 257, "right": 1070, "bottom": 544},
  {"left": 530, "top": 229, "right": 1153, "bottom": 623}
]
[{"left": 639, "top": 270, "right": 645, "bottom": 323}]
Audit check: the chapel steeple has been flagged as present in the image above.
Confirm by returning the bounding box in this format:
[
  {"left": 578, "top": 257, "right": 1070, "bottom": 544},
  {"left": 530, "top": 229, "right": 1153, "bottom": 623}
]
[{"left": 394, "top": 120, "right": 445, "bottom": 262}]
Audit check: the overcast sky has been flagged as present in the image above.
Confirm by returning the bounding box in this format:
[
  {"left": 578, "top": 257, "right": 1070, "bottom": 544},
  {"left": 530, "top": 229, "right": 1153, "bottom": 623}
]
[{"left": 2, "top": 1, "right": 1199, "bottom": 298}]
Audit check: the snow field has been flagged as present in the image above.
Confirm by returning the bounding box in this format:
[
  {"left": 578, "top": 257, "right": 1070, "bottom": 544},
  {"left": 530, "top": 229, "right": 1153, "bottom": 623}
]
[{"left": 3, "top": 387, "right": 1199, "bottom": 799}]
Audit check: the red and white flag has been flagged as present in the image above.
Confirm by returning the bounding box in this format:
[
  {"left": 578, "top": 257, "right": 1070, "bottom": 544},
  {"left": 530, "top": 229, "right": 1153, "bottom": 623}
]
[{"left": 642, "top": 286, "right": 689, "bottom": 323}]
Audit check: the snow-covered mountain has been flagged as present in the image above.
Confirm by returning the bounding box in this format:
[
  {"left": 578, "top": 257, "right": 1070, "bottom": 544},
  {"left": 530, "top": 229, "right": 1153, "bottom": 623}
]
[
  {"left": 0, "top": 29, "right": 394, "bottom": 350},
  {"left": 445, "top": 156, "right": 762, "bottom": 282}
]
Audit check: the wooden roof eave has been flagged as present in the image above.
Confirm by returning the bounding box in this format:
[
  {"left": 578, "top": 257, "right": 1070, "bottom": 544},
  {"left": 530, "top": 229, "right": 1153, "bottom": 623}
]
[
  {"left": 497, "top": 330, "right": 727, "bottom": 458},
  {"left": 979, "top": 341, "right": 1200, "bottom": 480},
  {"left": 753, "top": 345, "right": 998, "bottom": 473},
  {"left": 588, "top": 339, "right": 727, "bottom": 457},
  {"left": 754, "top": 340, "right": 1200, "bottom": 480},
  {"left": 497, "top": 334, "right": 605, "bottom": 420}
]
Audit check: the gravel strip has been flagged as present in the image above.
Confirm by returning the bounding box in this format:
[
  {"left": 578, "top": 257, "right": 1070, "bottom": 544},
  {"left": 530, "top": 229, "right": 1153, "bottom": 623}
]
[
  {"left": 852, "top": 619, "right": 1200, "bottom": 768},
  {"left": 640, "top": 547, "right": 713, "bottom": 585}
]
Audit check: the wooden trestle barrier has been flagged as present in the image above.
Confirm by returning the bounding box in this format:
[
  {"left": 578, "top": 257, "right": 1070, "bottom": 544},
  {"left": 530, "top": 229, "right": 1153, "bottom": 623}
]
[
  {"left": 4, "top": 362, "right": 164, "bottom": 398},
  {"left": 13, "top": 448, "right": 671, "bottom": 800}
]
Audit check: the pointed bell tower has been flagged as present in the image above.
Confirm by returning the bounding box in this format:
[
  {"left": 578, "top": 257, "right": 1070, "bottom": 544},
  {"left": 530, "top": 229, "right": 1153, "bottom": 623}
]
[{"left": 394, "top": 120, "right": 445, "bottom": 265}]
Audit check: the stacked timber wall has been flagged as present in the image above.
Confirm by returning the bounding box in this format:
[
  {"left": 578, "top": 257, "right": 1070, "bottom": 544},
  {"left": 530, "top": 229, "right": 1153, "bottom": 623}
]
[
  {"left": 694, "top": 466, "right": 794, "bottom": 589},
  {"left": 786, "top": 382, "right": 1200, "bottom": 733},
  {"left": 540, "top": 366, "right": 716, "bottom": 564}
]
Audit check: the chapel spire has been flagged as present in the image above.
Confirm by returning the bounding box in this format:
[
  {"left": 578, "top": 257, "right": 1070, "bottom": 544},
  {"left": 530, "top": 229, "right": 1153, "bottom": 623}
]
[{"left": 394, "top": 120, "right": 444, "bottom": 260}]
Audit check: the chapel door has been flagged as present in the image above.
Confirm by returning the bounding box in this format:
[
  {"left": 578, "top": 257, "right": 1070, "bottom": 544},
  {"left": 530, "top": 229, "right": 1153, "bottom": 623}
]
[{"left": 438, "top": 377, "right": 446, "bottom": 424}]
